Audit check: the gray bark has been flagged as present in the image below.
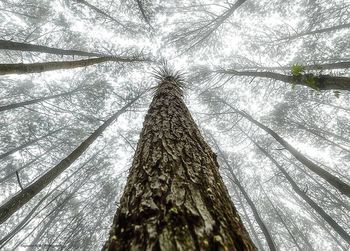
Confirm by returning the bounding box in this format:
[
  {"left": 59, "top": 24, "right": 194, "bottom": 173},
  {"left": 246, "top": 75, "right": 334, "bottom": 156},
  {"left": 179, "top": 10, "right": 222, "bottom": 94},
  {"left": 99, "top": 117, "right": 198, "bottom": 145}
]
[{"left": 103, "top": 75, "right": 256, "bottom": 250}]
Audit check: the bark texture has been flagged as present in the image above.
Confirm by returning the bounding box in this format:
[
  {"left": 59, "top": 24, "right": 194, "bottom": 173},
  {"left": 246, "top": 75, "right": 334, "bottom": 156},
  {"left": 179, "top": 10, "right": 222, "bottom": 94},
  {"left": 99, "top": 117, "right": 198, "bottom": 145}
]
[{"left": 104, "top": 77, "right": 256, "bottom": 250}]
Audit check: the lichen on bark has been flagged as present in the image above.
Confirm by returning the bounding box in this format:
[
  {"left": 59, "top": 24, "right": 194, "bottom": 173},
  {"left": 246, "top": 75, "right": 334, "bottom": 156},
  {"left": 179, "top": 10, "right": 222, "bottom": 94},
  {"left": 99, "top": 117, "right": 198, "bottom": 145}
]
[{"left": 103, "top": 74, "right": 256, "bottom": 251}]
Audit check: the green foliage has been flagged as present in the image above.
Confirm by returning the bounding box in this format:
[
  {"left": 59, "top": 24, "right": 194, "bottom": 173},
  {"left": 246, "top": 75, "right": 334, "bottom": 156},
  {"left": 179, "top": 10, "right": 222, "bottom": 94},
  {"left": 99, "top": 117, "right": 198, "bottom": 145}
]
[
  {"left": 334, "top": 90, "right": 341, "bottom": 98},
  {"left": 305, "top": 76, "right": 319, "bottom": 90},
  {"left": 291, "top": 64, "right": 305, "bottom": 76}
]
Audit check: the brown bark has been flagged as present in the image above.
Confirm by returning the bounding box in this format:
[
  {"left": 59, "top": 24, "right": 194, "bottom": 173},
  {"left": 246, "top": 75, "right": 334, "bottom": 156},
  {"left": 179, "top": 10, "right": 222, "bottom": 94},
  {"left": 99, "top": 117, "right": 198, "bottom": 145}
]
[
  {"left": 215, "top": 69, "right": 350, "bottom": 91},
  {"left": 0, "top": 96, "right": 139, "bottom": 224},
  {"left": 0, "top": 40, "right": 105, "bottom": 57},
  {"left": 103, "top": 75, "right": 256, "bottom": 250},
  {"left": 0, "top": 56, "right": 145, "bottom": 75}
]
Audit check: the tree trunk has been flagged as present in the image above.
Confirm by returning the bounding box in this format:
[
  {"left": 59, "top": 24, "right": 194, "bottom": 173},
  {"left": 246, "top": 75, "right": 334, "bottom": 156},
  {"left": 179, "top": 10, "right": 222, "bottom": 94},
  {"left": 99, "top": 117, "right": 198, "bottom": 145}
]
[
  {"left": 0, "top": 127, "right": 65, "bottom": 160},
  {"left": 103, "top": 74, "right": 256, "bottom": 250},
  {"left": 0, "top": 56, "right": 145, "bottom": 75},
  {"left": 276, "top": 23, "right": 350, "bottom": 41},
  {"left": 209, "top": 134, "right": 277, "bottom": 251},
  {"left": 289, "top": 191, "right": 349, "bottom": 251},
  {"left": 0, "top": 95, "right": 140, "bottom": 224},
  {"left": 0, "top": 40, "right": 105, "bottom": 57},
  {"left": 249, "top": 138, "right": 350, "bottom": 245},
  {"left": 260, "top": 185, "right": 305, "bottom": 251},
  {"left": 0, "top": 89, "right": 79, "bottom": 112},
  {"left": 241, "top": 61, "right": 350, "bottom": 71},
  {"left": 220, "top": 103, "right": 350, "bottom": 197},
  {"left": 215, "top": 69, "right": 350, "bottom": 91},
  {"left": 232, "top": 186, "right": 266, "bottom": 251}
]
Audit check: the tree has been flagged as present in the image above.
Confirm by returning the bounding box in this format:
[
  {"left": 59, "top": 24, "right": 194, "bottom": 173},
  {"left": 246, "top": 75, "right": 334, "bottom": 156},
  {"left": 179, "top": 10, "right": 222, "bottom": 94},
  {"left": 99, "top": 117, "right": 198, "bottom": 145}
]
[
  {"left": 103, "top": 69, "right": 256, "bottom": 250},
  {"left": 0, "top": 94, "right": 141, "bottom": 224},
  {"left": 0, "top": 55, "right": 147, "bottom": 75}
]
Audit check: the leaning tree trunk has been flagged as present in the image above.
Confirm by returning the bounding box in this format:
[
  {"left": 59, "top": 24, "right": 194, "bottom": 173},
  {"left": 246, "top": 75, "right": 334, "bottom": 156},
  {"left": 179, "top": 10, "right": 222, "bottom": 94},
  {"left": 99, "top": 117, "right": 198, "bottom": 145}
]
[
  {"left": 103, "top": 74, "right": 256, "bottom": 250},
  {"left": 0, "top": 95, "right": 140, "bottom": 224},
  {"left": 0, "top": 40, "right": 105, "bottom": 57},
  {"left": 0, "top": 56, "right": 146, "bottom": 75}
]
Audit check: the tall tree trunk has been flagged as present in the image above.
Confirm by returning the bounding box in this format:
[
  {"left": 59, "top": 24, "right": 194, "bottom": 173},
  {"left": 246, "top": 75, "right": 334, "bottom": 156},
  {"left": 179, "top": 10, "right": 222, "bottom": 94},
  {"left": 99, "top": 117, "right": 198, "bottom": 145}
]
[
  {"left": 289, "top": 191, "right": 349, "bottom": 251},
  {"left": 0, "top": 127, "right": 65, "bottom": 160},
  {"left": 295, "top": 122, "right": 350, "bottom": 153},
  {"left": 217, "top": 101, "right": 350, "bottom": 197},
  {"left": 103, "top": 74, "right": 256, "bottom": 250},
  {"left": 248, "top": 137, "right": 350, "bottom": 245},
  {"left": 0, "top": 88, "right": 79, "bottom": 112},
  {"left": 241, "top": 61, "right": 350, "bottom": 71},
  {"left": 209, "top": 134, "right": 277, "bottom": 251},
  {"left": 0, "top": 56, "right": 146, "bottom": 75},
  {"left": 214, "top": 69, "right": 350, "bottom": 91},
  {"left": 232, "top": 186, "right": 266, "bottom": 251},
  {"left": 260, "top": 185, "right": 306, "bottom": 251},
  {"left": 0, "top": 40, "right": 105, "bottom": 57},
  {"left": 276, "top": 23, "right": 350, "bottom": 41},
  {"left": 0, "top": 95, "right": 140, "bottom": 224}
]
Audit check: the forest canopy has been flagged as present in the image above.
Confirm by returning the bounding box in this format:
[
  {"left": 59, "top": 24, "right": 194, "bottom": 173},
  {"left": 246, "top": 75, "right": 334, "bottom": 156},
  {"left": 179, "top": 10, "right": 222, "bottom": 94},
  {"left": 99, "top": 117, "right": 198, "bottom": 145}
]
[{"left": 0, "top": 0, "right": 349, "bottom": 250}]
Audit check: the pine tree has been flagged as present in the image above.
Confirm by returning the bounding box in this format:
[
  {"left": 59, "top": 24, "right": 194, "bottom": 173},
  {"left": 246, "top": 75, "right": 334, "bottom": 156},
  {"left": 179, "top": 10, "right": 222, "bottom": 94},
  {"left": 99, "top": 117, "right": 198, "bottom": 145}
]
[{"left": 103, "top": 69, "right": 256, "bottom": 250}]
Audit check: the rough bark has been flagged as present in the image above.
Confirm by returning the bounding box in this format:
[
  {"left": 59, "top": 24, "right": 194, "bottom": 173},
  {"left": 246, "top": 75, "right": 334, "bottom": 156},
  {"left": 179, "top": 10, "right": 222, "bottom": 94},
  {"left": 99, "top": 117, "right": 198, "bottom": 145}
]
[
  {"left": 0, "top": 40, "right": 105, "bottom": 57},
  {"left": 215, "top": 69, "right": 350, "bottom": 91},
  {"left": 0, "top": 96, "right": 139, "bottom": 224},
  {"left": 250, "top": 139, "right": 350, "bottom": 245},
  {"left": 219, "top": 103, "right": 350, "bottom": 197},
  {"left": 0, "top": 89, "right": 78, "bottom": 112},
  {"left": 0, "top": 56, "right": 145, "bottom": 75},
  {"left": 103, "top": 76, "right": 256, "bottom": 250}
]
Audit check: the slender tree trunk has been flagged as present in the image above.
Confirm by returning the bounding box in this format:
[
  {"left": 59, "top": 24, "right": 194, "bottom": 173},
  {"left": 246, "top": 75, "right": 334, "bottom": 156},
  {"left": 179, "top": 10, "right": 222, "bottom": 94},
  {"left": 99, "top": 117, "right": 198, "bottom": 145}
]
[
  {"left": 0, "top": 89, "right": 79, "bottom": 112},
  {"left": 242, "top": 61, "right": 350, "bottom": 71},
  {"left": 260, "top": 185, "right": 305, "bottom": 251},
  {"left": 248, "top": 137, "right": 350, "bottom": 245},
  {"left": 0, "top": 40, "right": 105, "bottom": 57},
  {"left": 284, "top": 155, "right": 350, "bottom": 212},
  {"left": 0, "top": 96, "right": 140, "bottom": 224},
  {"left": 0, "top": 56, "right": 145, "bottom": 75},
  {"left": 0, "top": 127, "right": 65, "bottom": 160},
  {"left": 215, "top": 69, "right": 350, "bottom": 91},
  {"left": 209, "top": 134, "right": 277, "bottom": 251},
  {"left": 219, "top": 102, "right": 350, "bottom": 197},
  {"left": 289, "top": 191, "right": 349, "bottom": 251},
  {"left": 290, "top": 121, "right": 350, "bottom": 154},
  {"left": 103, "top": 74, "right": 256, "bottom": 250},
  {"left": 232, "top": 186, "right": 266, "bottom": 251},
  {"left": 276, "top": 23, "right": 350, "bottom": 41}
]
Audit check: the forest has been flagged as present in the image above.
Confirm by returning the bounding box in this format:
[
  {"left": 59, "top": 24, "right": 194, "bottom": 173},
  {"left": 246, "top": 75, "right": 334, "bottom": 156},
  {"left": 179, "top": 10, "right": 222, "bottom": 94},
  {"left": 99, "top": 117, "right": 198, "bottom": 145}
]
[{"left": 0, "top": 0, "right": 349, "bottom": 250}]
